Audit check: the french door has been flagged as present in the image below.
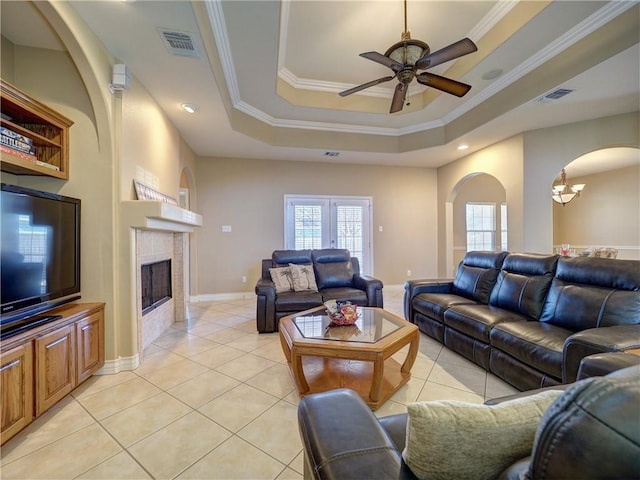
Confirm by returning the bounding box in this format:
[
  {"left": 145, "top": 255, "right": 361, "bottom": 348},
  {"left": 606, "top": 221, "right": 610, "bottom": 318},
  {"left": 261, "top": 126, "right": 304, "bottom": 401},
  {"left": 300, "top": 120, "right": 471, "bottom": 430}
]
[{"left": 284, "top": 195, "right": 373, "bottom": 275}]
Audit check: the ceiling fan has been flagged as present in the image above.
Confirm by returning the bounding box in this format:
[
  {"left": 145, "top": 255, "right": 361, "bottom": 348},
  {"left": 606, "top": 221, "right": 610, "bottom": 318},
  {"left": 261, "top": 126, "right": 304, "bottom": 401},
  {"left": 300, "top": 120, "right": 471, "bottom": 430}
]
[{"left": 339, "top": 0, "right": 478, "bottom": 114}]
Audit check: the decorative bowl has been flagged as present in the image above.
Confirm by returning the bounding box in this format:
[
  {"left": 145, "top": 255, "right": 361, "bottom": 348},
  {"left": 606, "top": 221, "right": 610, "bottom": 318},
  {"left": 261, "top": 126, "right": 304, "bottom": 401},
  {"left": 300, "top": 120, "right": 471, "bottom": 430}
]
[{"left": 324, "top": 300, "right": 359, "bottom": 326}]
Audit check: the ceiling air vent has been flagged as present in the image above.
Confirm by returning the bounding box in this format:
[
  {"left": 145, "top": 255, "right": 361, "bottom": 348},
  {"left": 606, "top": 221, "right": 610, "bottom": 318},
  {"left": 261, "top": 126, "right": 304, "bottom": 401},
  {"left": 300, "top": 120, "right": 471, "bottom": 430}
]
[
  {"left": 537, "top": 88, "right": 574, "bottom": 104},
  {"left": 158, "top": 29, "right": 201, "bottom": 58}
]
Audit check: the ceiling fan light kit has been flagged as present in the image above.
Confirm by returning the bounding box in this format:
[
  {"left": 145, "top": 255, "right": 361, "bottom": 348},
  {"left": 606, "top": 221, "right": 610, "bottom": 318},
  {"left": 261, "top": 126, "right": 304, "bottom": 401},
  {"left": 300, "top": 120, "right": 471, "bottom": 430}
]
[{"left": 339, "top": 0, "right": 478, "bottom": 114}]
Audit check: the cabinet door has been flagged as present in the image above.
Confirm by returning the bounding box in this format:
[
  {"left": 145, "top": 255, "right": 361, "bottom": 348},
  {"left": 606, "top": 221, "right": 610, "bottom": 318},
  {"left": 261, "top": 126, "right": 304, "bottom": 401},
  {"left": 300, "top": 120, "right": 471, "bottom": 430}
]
[
  {"left": 76, "top": 311, "right": 104, "bottom": 384},
  {"left": 35, "top": 325, "right": 75, "bottom": 415},
  {"left": 1, "top": 342, "right": 34, "bottom": 445}
]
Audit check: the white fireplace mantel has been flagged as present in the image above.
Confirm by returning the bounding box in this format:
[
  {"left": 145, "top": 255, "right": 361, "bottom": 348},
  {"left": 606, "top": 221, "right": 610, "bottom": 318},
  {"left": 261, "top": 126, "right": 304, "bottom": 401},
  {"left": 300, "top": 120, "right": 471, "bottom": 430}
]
[{"left": 122, "top": 200, "right": 202, "bottom": 232}]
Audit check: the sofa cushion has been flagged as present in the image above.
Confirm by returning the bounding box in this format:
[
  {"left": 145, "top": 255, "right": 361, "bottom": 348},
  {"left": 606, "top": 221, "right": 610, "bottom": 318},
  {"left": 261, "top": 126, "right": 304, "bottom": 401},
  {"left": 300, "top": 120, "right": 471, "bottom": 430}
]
[
  {"left": 314, "top": 260, "right": 354, "bottom": 290},
  {"left": 451, "top": 251, "right": 508, "bottom": 303},
  {"left": 412, "top": 293, "right": 478, "bottom": 323},
  {"left": 490, "top": 322, "right": 571, "bottom": 379},
  {"left": 272, "top": 249, "right": 312, "bottom": 267},
  {"left": 319, "top": 287, "right": 368, "bottom": 306},
  {"left": 540, "top": 256, "right": 640, "bottom": 330},
  {"left": 444, "top": 304, "right": 527, "bottom": 342},
  {"left": 269, "top": 266, "right": 294, "bottom": 293},
  {"left": 289, "top": 263, "right": 318, "bottom": 292},
  {"left": 275, "top": 290, "right": 323, "bottom": 312},
  {"left": 489, "top": 253, "right": 557, "bottom": 320},
  {"left": 529, "top": 368, "right": 640, "bottom": 479},
  {"left": 402, "top": 390, "right": 562, "bottom": 480}
]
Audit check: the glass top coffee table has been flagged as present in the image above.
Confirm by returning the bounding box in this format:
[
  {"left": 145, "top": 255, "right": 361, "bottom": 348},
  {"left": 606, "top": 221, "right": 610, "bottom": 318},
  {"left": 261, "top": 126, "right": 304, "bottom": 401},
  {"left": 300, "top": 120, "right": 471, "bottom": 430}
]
[{"left": 279, "top": 306, "right": 419, "bottom": 410}]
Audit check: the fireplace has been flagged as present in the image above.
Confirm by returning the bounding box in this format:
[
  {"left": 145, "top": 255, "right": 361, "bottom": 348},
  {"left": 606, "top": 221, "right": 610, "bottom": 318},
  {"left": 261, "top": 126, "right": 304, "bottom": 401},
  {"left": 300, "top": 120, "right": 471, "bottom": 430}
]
[
  {"left": 141, "top": 259, "right": 172, "bottom": 315},
  {"left": 122, "top": 199, "right": 202, "bottom": 366}
]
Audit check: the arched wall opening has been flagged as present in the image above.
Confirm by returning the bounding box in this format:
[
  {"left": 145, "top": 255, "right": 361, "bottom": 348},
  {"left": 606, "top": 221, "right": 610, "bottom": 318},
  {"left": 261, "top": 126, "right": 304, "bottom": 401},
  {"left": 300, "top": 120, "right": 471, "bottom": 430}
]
[
  {"left": 446, "top": 172, "right": 507, "bottom": 275},
  {"left": 552, "top": 146, "right": 640, "bottom": 260}
]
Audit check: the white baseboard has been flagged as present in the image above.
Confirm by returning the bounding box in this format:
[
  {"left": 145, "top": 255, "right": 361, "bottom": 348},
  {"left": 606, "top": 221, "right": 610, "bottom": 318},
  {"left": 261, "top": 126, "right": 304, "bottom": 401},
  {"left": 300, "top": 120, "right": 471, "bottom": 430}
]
[{"left": 95, "top": 354, "right": 140, "bottom": 375}]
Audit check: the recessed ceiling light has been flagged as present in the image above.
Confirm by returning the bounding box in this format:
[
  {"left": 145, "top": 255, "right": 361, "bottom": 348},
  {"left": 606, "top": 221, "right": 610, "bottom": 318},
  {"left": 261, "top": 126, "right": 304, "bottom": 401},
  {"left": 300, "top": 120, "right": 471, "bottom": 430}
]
[
  {"left": 457, "top": 144, "right": 469, "bottom": 151},
  {"left": 180, "top": 103, "right": 199, "bottom": 114}
]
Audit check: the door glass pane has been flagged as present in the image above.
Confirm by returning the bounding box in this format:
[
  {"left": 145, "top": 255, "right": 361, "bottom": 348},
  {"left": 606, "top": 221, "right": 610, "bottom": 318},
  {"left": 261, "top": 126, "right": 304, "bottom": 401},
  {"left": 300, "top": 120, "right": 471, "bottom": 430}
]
[
  {"left": 293, "top": 204, "right": 323, "bottom": 249},
  {"left": 336, "top": 205, "right": 363, "bottom": 267}
]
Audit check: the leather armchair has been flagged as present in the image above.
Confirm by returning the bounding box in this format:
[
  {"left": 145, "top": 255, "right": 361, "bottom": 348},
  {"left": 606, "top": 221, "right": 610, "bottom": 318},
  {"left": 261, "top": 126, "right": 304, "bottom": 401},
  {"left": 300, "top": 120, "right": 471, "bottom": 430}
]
[{"left": 298, "top": 361, "right": 640, "bottom": 480}]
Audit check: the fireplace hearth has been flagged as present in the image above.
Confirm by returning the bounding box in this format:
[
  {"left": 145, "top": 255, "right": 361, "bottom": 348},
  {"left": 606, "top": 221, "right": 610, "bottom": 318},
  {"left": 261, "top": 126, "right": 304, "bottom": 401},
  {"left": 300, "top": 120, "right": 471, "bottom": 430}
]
[{"left": 141, "top": 259, "right": 172, "bottom": 315}]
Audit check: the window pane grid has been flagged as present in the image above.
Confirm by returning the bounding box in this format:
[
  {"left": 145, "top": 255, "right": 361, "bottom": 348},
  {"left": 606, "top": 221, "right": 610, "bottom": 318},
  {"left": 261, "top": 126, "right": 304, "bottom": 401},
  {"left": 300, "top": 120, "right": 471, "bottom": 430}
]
[
  {"left": 336, "top": 206, "right": 363, "bottom": 266},
  {"left": 501, "top": 203, "right": 508, "bottom": 251},
  {"left": 293, "top": 205, "right": 323, "bottom": 250},
  {"left": 466, "top": 203, "right": 496, "bottom": 251}
]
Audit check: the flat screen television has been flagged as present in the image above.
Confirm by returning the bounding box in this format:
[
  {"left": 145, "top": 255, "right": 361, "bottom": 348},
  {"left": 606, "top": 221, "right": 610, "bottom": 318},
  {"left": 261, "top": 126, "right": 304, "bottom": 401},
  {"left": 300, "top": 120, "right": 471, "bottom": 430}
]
[{"left": 1, "top": 183, "right": 81, "bottom": 338}]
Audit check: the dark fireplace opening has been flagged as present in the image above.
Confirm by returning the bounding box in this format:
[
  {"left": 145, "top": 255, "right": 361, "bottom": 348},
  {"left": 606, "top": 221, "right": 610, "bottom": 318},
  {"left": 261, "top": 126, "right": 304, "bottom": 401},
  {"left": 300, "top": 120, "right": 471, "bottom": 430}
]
[{"left": 141, "top": 259, "right": 172, "bottom": 315}]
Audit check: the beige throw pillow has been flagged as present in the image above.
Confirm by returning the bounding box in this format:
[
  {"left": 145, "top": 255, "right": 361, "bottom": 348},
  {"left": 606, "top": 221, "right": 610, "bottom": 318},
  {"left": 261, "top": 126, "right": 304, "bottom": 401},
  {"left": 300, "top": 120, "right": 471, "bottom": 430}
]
[
  {"left": 402, "top": 389, "right": 563, "bottom": 480},
  {"left": 290, "top": 263, "right": 318, "bottom": 292},
  {"left": 269, "top": 266, "right": 294, "bottom": 293}
]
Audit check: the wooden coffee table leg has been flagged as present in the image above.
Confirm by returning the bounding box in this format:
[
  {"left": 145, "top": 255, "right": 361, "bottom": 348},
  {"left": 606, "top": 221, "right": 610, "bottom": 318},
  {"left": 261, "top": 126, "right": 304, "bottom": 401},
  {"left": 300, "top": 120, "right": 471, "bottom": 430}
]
[
  {"left": 401, "top": 330, "right": 420, "bottom": 374},
  {"left": 279, "top": 332, "right": 291, "bottom": 363},
  {"left": 291, "top": 348, "right": 310, "bottom": 394},
  {"left": 369, "top": 354, "right": 384, "bottom": 403}
]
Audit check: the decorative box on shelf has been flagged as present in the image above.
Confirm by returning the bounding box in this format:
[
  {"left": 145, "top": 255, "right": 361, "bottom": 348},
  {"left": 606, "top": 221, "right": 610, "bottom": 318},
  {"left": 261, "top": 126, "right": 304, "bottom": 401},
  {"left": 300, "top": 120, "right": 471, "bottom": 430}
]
[{"left": 0, "top": 79, "right": 73, "bottom": 179}]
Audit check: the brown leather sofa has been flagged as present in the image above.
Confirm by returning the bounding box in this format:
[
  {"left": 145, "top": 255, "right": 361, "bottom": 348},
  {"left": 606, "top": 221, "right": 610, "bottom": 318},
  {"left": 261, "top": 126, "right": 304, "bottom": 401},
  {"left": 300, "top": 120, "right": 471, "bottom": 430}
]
[
  {"left": 297, "top": 359, "right": 640, "bottom": 480},
  {"left": 404, "top": 251, "right": 640, "bottom": 390},
  {"left": 255, "top": 249, "right": 383, "bottom": 333}
]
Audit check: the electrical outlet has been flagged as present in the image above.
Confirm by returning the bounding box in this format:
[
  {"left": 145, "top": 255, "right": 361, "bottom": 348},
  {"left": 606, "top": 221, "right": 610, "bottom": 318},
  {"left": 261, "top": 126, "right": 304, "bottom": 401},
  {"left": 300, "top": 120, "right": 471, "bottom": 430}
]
[
  {"left": 241, "top": 276, "right": 247, "bottom": 284},
  {"left": 407, "top": 269, "right": 412, "bottom": 277}
]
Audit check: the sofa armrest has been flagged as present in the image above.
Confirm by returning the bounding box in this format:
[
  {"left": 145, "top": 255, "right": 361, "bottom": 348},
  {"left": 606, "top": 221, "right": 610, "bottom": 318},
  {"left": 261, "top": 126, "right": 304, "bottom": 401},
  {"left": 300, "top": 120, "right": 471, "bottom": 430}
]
[
  {"left": 563, "top": 325, "right": 640, "bottom": 383},
  {"left": 353, "top": 275, "right": 384, "bottom": 307},
  {"left": 403, "top": 279, "right": 453, "bottom": 321},
  {"left": 298, "top": 388, "right": 407, "bottom": 480},
  {"left": 255, "top": 278, "right": 276, "bottom": 333},
  {"left": 577, "top": 352, "right": 640, "bottom": 380}
]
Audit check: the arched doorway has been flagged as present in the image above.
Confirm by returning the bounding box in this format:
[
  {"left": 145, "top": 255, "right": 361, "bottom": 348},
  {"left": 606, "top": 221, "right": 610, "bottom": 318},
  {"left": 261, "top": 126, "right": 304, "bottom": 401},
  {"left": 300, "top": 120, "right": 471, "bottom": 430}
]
[
  {"left": 446, "top": 173, "right": 507, "bottom": 275},
  {"left": 552, "top": 147, "right": 639, "bottom": 259}
]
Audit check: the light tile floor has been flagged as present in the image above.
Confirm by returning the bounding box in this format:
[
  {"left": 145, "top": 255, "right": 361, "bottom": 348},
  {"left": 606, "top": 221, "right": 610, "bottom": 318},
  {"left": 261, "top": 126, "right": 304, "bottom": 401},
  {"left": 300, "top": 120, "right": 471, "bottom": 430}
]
[{"left": 0, "top": 287, "right": 518, "bottom": 479}]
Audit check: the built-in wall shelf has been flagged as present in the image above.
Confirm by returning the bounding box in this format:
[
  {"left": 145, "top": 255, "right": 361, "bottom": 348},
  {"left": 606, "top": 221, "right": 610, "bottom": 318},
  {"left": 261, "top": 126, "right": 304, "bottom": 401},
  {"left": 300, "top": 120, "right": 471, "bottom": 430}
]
[{"left": 1, "top": 79, "right": 74, "bottom": 180}]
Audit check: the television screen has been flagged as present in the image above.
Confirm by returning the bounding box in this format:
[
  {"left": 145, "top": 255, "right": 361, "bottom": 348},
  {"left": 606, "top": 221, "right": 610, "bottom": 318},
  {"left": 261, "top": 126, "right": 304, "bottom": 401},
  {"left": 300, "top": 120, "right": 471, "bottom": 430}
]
[{"left": 1, "top": 183, "right": 81, "bottom": 330}]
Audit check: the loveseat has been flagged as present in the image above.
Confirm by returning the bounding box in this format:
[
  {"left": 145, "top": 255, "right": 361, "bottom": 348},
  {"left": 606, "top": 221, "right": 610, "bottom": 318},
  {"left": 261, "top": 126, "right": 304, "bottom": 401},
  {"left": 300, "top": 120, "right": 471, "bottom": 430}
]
[
  {"left": 404, "top": 251, "right": 640, "bottom": 390},
  {"left": 255, "top": 249, "right": 383, "bottom": 333},
  {"left": 297, "top": 361, "right": 640, "bottom": 480}
]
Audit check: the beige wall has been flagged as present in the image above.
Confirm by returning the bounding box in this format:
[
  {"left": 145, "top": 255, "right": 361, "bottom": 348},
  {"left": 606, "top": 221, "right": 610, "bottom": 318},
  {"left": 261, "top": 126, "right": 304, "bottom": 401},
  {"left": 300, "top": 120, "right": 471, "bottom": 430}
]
[
  {"left": 523, "top": 112, "right": 639, "bottom": 254},
  {"left": 452, "top": 174, "right": 506, "bottom": 267},
  {"left": 1, "top": 1, "right": 196, "bottom": 368},
  {"left": 194, "top": 157, "right": 438, "bottom": 293},
  {"left": 437, "top": 135, "right": 524, "bottom": 276},
  {"left": 0, "top": 38, "right": 117, "bottom": 358},
  {"left": 553, "top": 164, "right": 640, "bottom": 259}
]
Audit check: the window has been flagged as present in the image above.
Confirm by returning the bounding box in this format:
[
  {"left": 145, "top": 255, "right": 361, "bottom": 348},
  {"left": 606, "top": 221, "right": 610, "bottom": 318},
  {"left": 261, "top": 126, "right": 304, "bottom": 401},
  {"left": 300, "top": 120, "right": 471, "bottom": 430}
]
[
  {"left": 500, "top": 203, "right": 508, "bottom": 251},
  {"left": 466, "top": 203, "right": 496, "bottom": 251},
  {"left": 285, "top": 195, "right": 373, "bottom": 274}
]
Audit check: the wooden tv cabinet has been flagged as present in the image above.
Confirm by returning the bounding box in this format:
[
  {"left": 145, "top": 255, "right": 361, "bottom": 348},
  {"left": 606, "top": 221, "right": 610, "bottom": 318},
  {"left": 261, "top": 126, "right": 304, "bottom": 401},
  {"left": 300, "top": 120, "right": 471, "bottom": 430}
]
[{"left": 0, "top": 302, "right": 105, "bottom": 445}]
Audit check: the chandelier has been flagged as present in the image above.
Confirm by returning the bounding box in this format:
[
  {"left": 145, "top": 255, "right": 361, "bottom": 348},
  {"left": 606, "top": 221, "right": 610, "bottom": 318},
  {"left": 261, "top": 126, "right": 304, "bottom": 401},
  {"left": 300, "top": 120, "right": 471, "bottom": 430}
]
[{"left": 552, "top": 169, "right": 585, "bottom": 206}]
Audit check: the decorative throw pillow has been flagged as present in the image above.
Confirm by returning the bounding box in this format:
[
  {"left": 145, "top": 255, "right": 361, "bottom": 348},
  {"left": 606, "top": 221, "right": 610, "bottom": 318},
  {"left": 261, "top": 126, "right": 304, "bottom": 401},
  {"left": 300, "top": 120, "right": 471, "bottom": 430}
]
[
  {"left": 402, "top": 390, "right": 563, "bottom": 480},
  {"left": 289, "top": 263, "right": 318, "bottom": 292},
  {"left": 269, "top": 266, "right": 294, "bottom": 293}
]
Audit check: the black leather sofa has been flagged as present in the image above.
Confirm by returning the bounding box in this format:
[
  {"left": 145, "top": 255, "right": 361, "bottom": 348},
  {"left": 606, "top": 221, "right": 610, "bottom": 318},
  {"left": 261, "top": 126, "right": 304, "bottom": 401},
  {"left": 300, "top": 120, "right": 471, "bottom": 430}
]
[
  {"left": 297, "top": 359, "right": 640, "bottom": 480},
  {"left": 404, "top": 251, "right": 640, "bottom": 390},
  {"left": 255, "top": 249, "right": 384, "bottom": 333}
]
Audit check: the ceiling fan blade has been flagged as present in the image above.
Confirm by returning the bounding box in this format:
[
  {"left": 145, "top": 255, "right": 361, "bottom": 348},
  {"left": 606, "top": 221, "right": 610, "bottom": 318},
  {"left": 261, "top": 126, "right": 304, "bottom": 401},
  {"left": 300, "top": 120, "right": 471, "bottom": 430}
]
[
  {"left": 360, "top": 51, "right": 404, "bottom": 72},
  {"left": 390, "top": 82, "right": 408, "bottom": 113},
  {"left": 416, "top": 72, "right": 472, "bottom": 97},
  {"left": 415, "top": 38, "right": 477, "bottom": 70},
  {"left": 339, "top": 75, "right": 395, "bottom": 97}
]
